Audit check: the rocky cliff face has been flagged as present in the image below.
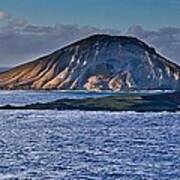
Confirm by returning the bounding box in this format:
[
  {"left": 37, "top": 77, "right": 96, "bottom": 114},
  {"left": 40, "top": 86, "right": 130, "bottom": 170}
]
[{"left": 0, "top": 34, "right": 179, "bottom": 91}]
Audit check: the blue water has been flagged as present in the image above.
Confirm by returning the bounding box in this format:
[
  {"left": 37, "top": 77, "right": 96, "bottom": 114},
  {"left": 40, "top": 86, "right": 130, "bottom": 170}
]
[{"left": 0, "top": 91, "right": 179, "bottom": 179}]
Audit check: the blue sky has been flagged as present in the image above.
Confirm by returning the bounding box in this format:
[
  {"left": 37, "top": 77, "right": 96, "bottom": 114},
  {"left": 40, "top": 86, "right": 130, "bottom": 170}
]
[{"left": 0, "top": 0, "right": 180, "bottom": 31}]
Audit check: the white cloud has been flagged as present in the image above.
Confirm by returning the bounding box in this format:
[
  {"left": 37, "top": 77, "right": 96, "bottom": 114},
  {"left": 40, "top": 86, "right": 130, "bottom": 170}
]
[
  {"left": 8, "top": 18, "right": 27, "bottom": 27},
  {"left": 0, "top": 11, "right": 10, "bottom": 21}
]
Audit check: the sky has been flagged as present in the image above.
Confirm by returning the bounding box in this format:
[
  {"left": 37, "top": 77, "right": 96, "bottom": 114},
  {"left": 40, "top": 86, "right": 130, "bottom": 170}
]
[
  {"left": 1, "top": 0, "right": 180, "bottom": 30},
  {"left": 0, "top": 0, "right": 180, "bottom": 66}
]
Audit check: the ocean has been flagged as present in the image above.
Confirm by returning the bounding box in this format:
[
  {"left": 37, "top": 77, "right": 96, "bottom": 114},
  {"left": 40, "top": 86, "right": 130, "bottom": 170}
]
[{"left": 0, "top": 91, "right": 179, "bottom": 179}]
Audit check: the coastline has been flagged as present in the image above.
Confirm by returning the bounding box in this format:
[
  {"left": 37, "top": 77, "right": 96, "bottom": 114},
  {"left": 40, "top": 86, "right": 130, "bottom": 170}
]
[{"left": 1, "top": 91, "right": 179, "bottom": 112}]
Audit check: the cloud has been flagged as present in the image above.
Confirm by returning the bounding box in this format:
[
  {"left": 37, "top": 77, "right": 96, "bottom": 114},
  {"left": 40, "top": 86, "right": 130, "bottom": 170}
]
[
  {"left": 0, "top": 22, "right": 180, "bottom": 66},
  {"left": 0, "top": 11, "right": 10, "bottom": 21},
  {"left": 8, "top": 18, "right": 28, "bottom": 28},
  {"left": 126, "top": 25, "right": 180, "bottom": 64},
  {"left": 0, "top": 23, "right": 121, "bottom": 66}
]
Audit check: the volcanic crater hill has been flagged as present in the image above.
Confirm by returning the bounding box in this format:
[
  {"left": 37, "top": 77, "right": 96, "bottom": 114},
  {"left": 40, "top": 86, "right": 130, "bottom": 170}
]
[{"left": 0, "top": 34, "right": 179, "bottom": 91}]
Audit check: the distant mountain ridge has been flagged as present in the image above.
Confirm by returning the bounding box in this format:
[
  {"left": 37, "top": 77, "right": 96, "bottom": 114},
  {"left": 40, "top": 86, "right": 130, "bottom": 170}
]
[{"left": 0, "top": 34, "right": 179, "bottom": 91}]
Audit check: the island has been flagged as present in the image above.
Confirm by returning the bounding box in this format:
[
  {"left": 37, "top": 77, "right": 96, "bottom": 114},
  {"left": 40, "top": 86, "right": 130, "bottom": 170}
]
[{"left": 0, "top": 91, "right": 179, "bottom": 112}]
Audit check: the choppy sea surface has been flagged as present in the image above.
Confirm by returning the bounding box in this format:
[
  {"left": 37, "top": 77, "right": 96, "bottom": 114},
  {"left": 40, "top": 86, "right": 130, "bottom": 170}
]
[{"left": 0, "top": 91, "right": 179, "bottom": 179}]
